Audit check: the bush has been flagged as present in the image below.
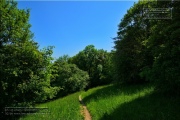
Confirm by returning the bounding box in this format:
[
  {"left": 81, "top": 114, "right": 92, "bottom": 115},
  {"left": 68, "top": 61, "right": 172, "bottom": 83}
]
[{"left": 52, "top": 62, "right": 89, "bottom": 96}]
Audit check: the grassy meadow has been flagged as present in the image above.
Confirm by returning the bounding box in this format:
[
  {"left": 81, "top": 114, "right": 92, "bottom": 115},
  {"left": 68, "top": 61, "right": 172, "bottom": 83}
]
[
  {"left": 19, "top": 83, "right": 180, "bottom": 120},
  {"left": 19, "top": 92, "right": 83, "bottom": 120},
  {"left": 81, "top": 84, "right": 180, "bottom": 120}
]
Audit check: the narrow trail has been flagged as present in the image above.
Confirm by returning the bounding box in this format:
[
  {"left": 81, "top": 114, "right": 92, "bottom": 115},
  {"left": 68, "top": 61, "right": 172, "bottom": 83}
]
[{"left": 79, "top": 95, "right": 92, "bottom": 120}]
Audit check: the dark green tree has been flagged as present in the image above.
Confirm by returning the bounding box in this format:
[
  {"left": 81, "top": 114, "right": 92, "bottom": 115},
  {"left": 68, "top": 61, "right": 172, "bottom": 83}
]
[
  {"left": 114, "top": 1, "right": 153, "bottom": 84},
  {"left": 0, "top": 1, "right": 59, "bottom": 119},
  {"left": 70, "top": 45, "right": 113, "bottom": 88},
  {"left": 114, "top": 0, "right": 180, "bottom": 94},
  {"left": 145, "top": 0, "right": 180, "bottom": 94}
]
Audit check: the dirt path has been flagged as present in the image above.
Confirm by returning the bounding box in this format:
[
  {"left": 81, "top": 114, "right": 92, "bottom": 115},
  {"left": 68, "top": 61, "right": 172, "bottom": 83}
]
[{"left": 79, "top": 95, "right": 92, "bottom": 120}]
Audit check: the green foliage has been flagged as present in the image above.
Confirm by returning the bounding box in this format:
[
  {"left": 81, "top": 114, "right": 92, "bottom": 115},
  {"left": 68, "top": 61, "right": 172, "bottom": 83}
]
[
  {"left": 70, "top": 45, "right": 114, "bottom": 88},
  {"left": 0, "top": 0, "right": 33, "bottom": 47},
  {"left": 114, "top": 0, "right": 180, "bottom": 94},
  {"left": 1, "top": 0, "right": 179, "bottom": 119},
  {"left": 114, "top": 1, "right": 152, "bottom": 84},
  {"left": 140, "top": 1, "right": 180, "bottom": 93},
  {"left": 56, "top": 54, "right": 70, "bottom": 63},
  {"left": 52, "top": 57, "right": 89, "bottom": 96},
  {"left": 0, "top": 1, "right": 59, "bottom": 119}
]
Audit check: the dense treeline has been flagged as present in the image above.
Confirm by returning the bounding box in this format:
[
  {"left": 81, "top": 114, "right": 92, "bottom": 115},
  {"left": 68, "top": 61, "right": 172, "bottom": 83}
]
[
  {"left": 51, "top": 45, "right": 114, "bottom": 97},
  {"left": 69, "top": 45, "right": 114, "bottom": 88},
  {"left": 113, "top": 0, "right": 180, "bottom": 94}
]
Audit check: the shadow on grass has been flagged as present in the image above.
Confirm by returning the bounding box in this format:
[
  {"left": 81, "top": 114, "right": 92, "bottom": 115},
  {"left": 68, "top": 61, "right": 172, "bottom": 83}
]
[
  {"left": 99, "top": 91, "right": 180, "bottom": 120},
  {"left": 83, "top": 83, "right": 153, "bottom": 104}
]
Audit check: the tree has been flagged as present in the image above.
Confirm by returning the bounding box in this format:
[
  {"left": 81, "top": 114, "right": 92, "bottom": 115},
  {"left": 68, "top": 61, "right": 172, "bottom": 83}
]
[
  {"left": 70, "top": 45, "right": 113, "bottom": 88},
  {"left": 0, "top": 1, "right": 59, "bottom": 119},
  {"left": 145, "top": 1, "right": 180, "bottom": 94},
  {"left": 56, "top": 54, "right": 70, "bottom": 63},
  {"left": 114, "top": 0, "right": 180, "bottom": 94},
  {"left": 51, "top": 57, "right": 89, "bottom": 97},
  {"left": 114, "top": 1, "right": 152, "bottom": 84}
]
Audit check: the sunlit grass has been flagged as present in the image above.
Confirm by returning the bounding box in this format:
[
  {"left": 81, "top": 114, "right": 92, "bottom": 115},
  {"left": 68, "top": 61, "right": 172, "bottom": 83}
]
[
  {"left": 19, "top": 92, "right": 83, "bottom": 120},
  {"left": 19, "top": 83, "right": 180, "bottom": 120},
  {"left": 81, "top": 84, "right": 180, "bottom": 120}
]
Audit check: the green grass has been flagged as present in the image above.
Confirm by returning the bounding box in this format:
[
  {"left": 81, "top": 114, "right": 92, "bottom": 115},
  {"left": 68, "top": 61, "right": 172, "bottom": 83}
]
[
  {"left": 81, "top": 84, "right": 180, "bottom": 120},
  {"left": 19, "top": 83, "right": 180, "bottom": 120},
  {"left": 19, "top": 92, "right": 83, "bottom": 120}
]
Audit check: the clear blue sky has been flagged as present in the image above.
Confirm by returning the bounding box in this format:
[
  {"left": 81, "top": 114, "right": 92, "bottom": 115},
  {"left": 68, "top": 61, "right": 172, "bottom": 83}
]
[{"left": 17, "top": 1, "right": 137, "bottom": 59}]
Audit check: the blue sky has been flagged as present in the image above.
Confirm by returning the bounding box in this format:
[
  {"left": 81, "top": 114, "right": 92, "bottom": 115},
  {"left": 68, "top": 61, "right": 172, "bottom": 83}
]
[{"left": 17, "top": 1, "right": 137, "bottom": 59}]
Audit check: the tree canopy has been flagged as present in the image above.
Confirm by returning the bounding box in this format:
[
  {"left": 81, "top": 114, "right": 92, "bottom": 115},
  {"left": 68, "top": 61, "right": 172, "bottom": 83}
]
[
  {"left": 70, "top": 45, "right": 114, "bottom": 88},
  {"left": 0, "top": 1, "right": 59, "bottom": 119},
  {"left": 114, "top": 0, "right": 180, "bottom": 94}
]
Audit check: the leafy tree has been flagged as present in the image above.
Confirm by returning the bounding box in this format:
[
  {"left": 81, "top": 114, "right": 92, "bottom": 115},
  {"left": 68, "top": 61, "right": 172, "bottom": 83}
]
[
  {"left": 51, "top": 57, "right": 89, "bottom": 96},
  {"left": 114, "top": 1, "right": 153, "bottom": 84},
  {"left": 56, "top": 54, "right": 70, "bottom": 63},
  {"left": 114, "top": 0, "right": 180, "bottom": 94},
  {"left": 0, "top": 1, "right": 59, "bottom": 119},
  {"left": 70, "top": 45, "right": 113, "bottom": 88},
  {"left": 144, "top": 1, "right": 180, "bottom": 94}
]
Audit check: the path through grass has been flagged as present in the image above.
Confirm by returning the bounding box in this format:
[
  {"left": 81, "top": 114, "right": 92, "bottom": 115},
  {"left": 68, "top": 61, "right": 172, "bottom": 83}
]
[
  {"left": 19, "top": 83, "right": 180, "bottom": 120},
  {"left": 20, "top": 92, "right": 83, "bottom": 120},
  {"left": 81, "top": 84, "right": 180, "bottom": 120}
]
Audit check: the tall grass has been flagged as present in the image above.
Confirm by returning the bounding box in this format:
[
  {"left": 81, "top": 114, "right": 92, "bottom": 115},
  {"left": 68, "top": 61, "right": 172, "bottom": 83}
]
[
  {"left": 19, "top": 92, "right": 83, "bottom": 120},
  {"left": 81, "top": 84, "right": 180, "bottom": 120},
  {"left": 19, "top": 83, "right": 180, "bottom": 120}
]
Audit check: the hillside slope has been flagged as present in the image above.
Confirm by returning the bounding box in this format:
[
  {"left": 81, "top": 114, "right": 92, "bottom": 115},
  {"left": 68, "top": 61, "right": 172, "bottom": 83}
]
[
  {"left": 81, "top": 84, "right": 180, "bottom": 120},
  {"left": 20, "top": 84, "right": 180, "bottom": 120},
  {"left": 20, "top": 92, "right": 83, "bottom": 120}
]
